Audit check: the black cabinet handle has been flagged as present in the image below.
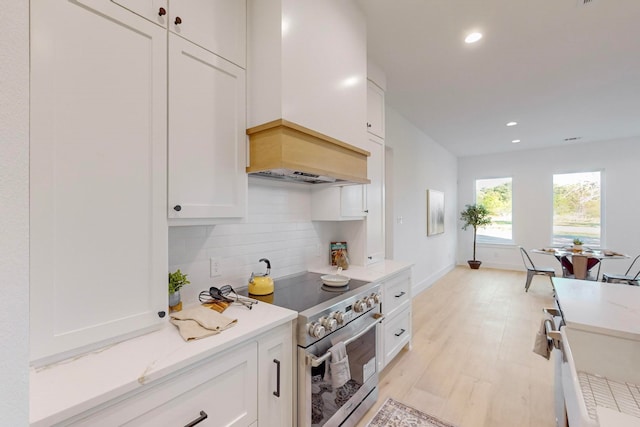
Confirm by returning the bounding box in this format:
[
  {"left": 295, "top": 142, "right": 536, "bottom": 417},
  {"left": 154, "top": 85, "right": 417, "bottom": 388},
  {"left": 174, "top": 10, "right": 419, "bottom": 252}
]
[
  {"left": 173, "top": 205, "right": 182, "bottom": 212},
  {"left": 364, "top": 210, "right": 369, "bottom": 213},
  {"left": 368, "top": 256, "right": 373, "bottom": 260},
  {"left": 273, "top": 359, "right": 281, "bottom": 397},
  {"left": 184, "top": 411, "right": 207, "bottom": 427},
  {"left": 395, "top": 328, "right": 406, "bottom": 337},
  {"left": 175, "top": 16, "right": 182, "bottom": 25},
  {"left": 157, "top": 311, "right": 166, "bottom": 318},
  {"left": 158, "top": 7, "right": 166, "bottom": 16},
  {"left": 394, "top": 291, "right": 406, "bottom": 298},
  {"left": 367, "top": 123, "right": 372, "bottom": 128}
]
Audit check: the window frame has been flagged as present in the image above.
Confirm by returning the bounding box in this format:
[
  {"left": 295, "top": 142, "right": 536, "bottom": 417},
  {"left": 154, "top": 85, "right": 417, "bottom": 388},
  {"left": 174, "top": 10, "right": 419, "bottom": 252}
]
[
  {"left": 551, "top": 169, "right": 604, "bottom": 248},
  {"left": 474, "top": 176, "right": 514, "bottom": 245}
]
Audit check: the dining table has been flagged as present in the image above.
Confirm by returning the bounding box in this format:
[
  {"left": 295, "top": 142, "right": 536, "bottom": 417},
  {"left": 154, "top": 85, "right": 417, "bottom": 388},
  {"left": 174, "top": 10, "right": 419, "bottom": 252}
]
[{"left": 531, "top": 247, "right": 629, "bottom": 280}]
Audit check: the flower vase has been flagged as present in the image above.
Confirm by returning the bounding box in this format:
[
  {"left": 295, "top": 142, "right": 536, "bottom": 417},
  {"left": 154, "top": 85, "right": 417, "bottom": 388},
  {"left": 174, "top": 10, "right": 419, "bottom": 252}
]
[{"left": 169, "top": 290, "right": 182, "bottom": 312}]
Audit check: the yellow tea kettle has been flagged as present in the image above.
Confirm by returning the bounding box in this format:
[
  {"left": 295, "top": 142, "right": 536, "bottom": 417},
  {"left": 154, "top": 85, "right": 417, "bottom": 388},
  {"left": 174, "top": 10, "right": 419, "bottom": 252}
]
[{"left": 248, "top": 258, "right": 274, "bottom": 296}]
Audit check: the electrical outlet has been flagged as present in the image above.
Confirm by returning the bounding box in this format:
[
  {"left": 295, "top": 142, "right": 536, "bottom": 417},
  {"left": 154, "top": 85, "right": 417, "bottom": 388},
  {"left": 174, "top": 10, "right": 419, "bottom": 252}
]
[{"left": 210, "top": 257, "right": 221, "bottom": 277}]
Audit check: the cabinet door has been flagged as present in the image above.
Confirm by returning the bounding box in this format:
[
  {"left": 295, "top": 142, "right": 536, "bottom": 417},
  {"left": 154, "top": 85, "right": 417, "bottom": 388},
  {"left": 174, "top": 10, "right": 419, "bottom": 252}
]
[
  {"left": 341, "top": 185, "right": 367, "bottom": 218},
  {"left": 30, "top": 0, "right": 168, "bottom": 363},
  {"left": 365, "top": 136, "right": 385, "bottom": 264},
  {"left": 310, "top": 185, "right": 365, "bottom": 221},
  {"left": 258, "top": 323, "right": 293, "bottom": 427},
  {"left": 168, "top": 35, "right": 248, "bottom": 221},
  {"left": 367, "top": 80, "right": 385, "bottom": 138},
  {"left": 170, "top": 0, "right": 247, "bottom": 68},
  {"left": 111, "top": 0, "right": 168, "bottom": 27}
]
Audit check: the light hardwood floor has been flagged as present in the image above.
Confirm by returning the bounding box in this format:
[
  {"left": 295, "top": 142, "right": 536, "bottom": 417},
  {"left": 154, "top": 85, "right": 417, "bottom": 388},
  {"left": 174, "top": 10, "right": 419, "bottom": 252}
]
[{"left": 356, "top": 266, "right": 557, "bottom": 427}]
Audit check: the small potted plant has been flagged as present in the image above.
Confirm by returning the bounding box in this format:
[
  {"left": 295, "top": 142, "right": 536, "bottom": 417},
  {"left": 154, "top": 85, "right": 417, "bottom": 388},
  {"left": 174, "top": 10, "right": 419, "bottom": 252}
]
[
  {"left": 168, "top": 269, "right": 190, "bottom": 312},
  {"left": 460, "top": 204, "right": 492, "bottom": 269},
  {"left": 572, "top": 238, "right": 584, "bottom": 252}
]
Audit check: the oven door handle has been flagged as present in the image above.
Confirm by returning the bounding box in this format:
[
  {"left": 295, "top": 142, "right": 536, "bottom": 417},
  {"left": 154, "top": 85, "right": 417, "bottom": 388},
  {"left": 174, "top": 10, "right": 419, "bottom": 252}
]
[{"left": 306, "top": 315, "right": 384, "bottom": 367}]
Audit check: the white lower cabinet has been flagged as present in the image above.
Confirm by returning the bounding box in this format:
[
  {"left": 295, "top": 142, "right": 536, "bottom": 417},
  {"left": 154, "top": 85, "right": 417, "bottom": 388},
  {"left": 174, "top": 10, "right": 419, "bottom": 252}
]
[
  {"left": 67, "top": 341, "right": 258, "bottom": 427},
  {"left": 377, "top": 269, "right": 412, "bottom": 370},
  {"left": 257, "top": 323, "right": 293, "bottom": 427},
  {"left": 59, "top": 323, "right": 293, "bottom": 427},
  {"left": 383, "top": 307, "right": 411, "bottom": 366}
]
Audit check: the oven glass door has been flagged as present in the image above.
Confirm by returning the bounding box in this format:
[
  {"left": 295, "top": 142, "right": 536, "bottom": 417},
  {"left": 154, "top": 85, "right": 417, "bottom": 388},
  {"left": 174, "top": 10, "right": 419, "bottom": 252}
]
[{"left": 300, "top": 313, "right": 379, "bottom": 427}]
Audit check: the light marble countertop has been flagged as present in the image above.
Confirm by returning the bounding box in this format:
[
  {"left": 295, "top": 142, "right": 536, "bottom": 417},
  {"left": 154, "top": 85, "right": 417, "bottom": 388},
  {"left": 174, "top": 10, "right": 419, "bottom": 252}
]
[
  {"left": 553, "top": 278, "right": 640, "bottom": 427},
  {"left": 553, "top": 277, "right": 640, "bottom": 340},
  {"left": 30, "top": 301, "right": 297, "bottom": 426},
  {"left": 308, "top": 259, "right": 413, "bottom": 282}
]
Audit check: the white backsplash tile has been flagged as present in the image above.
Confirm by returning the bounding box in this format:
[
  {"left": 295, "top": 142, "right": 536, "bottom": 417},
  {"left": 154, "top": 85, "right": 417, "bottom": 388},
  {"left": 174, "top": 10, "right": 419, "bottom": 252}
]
[{"left": 169, "top": 181, "right": 323, "bottom": 304}]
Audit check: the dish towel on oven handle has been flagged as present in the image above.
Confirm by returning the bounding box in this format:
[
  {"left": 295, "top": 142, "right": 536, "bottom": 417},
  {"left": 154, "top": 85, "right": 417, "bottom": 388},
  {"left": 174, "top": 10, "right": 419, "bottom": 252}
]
[
  {"left": 323, "top": 341, "right": 351, "bottom": 388},
  {"left": 533, "top": 311, "right": 553, "bottom": 360}
]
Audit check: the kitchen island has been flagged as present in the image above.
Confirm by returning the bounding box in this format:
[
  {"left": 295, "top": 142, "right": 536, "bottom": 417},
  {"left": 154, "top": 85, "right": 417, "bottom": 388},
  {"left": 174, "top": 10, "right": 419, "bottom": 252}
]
[
  {"left": 553, "top": 278, "right": 640, "bottom": 427},
  {"left": 30, "top": 301, "right": 297, "bottom": 426}
]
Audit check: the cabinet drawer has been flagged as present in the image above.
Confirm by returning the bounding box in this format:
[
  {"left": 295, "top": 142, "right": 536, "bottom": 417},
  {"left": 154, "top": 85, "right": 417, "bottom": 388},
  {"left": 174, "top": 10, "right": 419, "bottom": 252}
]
[
  {"left": 382, "top": 270, "right": 411, "bottom": 316},
  {"left": 383, "top": 309, "right": 411, "bottom": 364},
  {"left": 66, "top": 342, "right": 258, "bottom": 427}
]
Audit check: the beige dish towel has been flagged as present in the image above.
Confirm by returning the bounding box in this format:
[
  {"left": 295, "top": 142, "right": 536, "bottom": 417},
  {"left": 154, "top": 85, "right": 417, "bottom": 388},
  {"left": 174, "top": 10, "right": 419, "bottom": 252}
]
[
  {"left": 533, "top": 312, "right": 553, "bottom": 360},
  {"left": 170, "top": 305, "right": 237, "bottom": 341}
]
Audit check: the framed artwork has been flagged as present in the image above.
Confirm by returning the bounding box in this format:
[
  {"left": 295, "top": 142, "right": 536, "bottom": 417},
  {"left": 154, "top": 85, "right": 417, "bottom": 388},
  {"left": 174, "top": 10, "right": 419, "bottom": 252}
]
[{"left": 427, "top": 189, "right": 445, "bottom": 236}]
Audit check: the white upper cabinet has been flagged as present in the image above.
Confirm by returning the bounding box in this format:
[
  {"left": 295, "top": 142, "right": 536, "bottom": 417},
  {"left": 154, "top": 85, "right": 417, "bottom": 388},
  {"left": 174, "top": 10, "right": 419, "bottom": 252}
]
[
  {"left": 112, "top": 0, "right": 246, "bottom": 68},
  {"left": 30, "top": 0, "right": 168, "bottom": 363},
  {"left": 168, "top": 35, "right": 247, "bottom": 222},
  {"left": 248, "top": 0, "right": 367, "bottom": 150},
  {"left": 170, "top": 0, "right": 247, "bottom": 68},
  {"left": 111, "top": 0, "right": 169, "bottom": 27},
  {"left": 311, "top": 185, "right": 366, "bottom": 221},
  {"left": 367, "top": 80, "right": 385, "bottom": 138}
]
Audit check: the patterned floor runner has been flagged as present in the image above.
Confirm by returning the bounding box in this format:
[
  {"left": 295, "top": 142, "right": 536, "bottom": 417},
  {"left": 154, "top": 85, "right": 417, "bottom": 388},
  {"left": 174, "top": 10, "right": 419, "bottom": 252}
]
[{"left": 366, "top": 398, "right": 457, "bottom": 427}]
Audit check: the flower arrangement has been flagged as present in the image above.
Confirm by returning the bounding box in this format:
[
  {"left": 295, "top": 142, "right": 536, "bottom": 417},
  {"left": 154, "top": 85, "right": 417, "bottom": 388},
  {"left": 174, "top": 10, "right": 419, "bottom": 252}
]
[{"left": 572, "top": 238, "right": 584, "bottom": 246}]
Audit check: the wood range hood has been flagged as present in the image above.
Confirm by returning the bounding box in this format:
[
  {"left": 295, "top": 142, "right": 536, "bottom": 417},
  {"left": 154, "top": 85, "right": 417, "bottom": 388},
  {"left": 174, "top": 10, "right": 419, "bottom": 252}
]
[{"left": 246, "top": 119, "right": 370, "bottom": 185}]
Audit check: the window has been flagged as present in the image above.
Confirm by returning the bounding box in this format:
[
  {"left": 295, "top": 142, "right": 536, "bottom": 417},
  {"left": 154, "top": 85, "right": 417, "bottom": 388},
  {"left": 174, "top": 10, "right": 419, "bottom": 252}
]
[
  {"left": 553, "top": 171, "right": 601, "bottom": 247},
  {"left": 475, "top": 177, "right": 513, "bottom": 243}
]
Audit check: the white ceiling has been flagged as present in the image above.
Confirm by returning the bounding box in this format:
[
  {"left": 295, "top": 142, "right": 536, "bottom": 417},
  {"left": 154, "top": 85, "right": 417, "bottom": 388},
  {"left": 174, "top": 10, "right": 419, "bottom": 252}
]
[{"left": 357, "top": 0, "right": 640, "bottom": 157}]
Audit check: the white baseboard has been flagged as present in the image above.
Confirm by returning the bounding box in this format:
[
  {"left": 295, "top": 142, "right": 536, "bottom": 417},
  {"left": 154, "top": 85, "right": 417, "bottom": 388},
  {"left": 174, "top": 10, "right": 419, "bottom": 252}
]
[{"left": 412, "top": 263, "right": 457, "bottom": 296}]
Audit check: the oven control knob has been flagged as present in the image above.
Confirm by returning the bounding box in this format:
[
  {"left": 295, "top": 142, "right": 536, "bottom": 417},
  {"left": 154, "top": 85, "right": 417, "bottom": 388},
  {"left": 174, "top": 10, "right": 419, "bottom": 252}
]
[
  {"left": 321, "top": 316, "right": 338, "bottom": 332},
  {"left": 371, "top": 293, "right": 381, "bottom": 304},
  {"left": 334, "top": 311, "right": 346, "bottom": 325},
  {"left": 308, "top": 322, "right": 326, "bottom": 339},
  {"left": 354, "top": 300, "right": 367, "bottom": 313},
  {"left": 366, "top": 296, "right": 376, "bottom": 308}
]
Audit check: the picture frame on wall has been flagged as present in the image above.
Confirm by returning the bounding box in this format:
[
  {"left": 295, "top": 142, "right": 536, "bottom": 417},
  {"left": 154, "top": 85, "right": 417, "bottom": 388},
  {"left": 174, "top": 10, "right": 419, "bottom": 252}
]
[{"left": 427, "top": 189, "right": 445, "bottom": 236}]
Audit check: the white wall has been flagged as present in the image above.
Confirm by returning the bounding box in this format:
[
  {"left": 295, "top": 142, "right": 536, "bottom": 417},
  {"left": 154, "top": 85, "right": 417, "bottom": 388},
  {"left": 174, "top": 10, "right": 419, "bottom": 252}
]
[
  {"left": 0, "top": 0, "right": 30, "bottom": 424},
  {"left": 385, "top": 107, "right": 458, "bottom": 294},
  {"left": 457, "top": 137, "right": 640, "bottom": 277}
]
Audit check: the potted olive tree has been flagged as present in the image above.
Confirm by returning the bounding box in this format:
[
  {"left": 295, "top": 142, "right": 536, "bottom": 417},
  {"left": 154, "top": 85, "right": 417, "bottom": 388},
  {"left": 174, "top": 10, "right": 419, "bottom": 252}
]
[
  {"left": 168, "top": 269, "right": 190, "bottom": 312},
  {"left": 460, "top": 204, "right": 492, "bottom": 269}
]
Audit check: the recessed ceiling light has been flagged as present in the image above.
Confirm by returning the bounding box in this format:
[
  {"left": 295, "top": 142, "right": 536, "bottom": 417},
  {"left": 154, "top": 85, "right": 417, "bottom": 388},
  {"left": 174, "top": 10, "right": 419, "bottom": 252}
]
[
  {"left": 506, "top": 121, "right": 518, "bottom": 127},
  {"left": 512, "top": 139, "right": 521, "bottom": 144},
  {"left": 465, "top": 32, "right": 483, "bottom": 44}
]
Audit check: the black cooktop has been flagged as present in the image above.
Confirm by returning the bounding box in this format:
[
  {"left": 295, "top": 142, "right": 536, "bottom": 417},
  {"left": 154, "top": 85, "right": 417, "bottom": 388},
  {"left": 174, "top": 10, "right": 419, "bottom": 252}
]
[{"left": 241, "top": 272, "right": 371, "bottom": 313}]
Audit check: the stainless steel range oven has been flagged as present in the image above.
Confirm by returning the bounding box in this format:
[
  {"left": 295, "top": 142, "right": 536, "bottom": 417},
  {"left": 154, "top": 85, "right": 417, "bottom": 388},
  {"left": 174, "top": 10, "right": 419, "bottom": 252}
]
[{"left": 249, "top": 272, "right": 382, "bottom": 427}]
